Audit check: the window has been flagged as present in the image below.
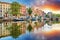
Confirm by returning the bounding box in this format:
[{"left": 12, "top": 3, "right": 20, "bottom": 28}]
[
  {"left": 0, "top": 5, "right": 2, "bottom": 9},
  {"left": 0, "top": 23, "right": 2, "bottom": 26},
  {"left": 3, "top": 8, "right": 5, "bottom": 10},
  {"left": 0, "top": 13, "right": 2, "bottom": 17},
  {"left": 3, "top": 4, "right": 5, "bottom": 7},
  {"left": 0, "top": 9, "right": 2, "bottom": 12},
  {"left": 0, "top": 4, "right": 2, "bottom": 7}
]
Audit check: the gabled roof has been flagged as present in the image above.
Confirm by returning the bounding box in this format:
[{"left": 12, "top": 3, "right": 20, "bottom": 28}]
[{"left": 0, "top": 1, "right": 11, "bottom": 4}]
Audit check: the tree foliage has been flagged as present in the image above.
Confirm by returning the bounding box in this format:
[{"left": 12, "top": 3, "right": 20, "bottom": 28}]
[
  {"left": 7, "top": 23, "right": 21, "bottom": 38},
  {"left": 27, "top": 8, "right": 32, "bottom": 16},
  {"left": 11, "top": 2, "right": 21, "bottom": 16},
  {"left": 27, "top": 24, "right": 32, "bottom": 32}
]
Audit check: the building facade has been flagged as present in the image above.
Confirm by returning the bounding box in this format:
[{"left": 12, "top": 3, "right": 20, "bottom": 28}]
[
  {"left": 32, "top": 6, "right": 45, "bottom": 16},
  {"left": 47, "top": 12, "right": 52, "bottom": 18},
  {"left": 20, "top": 5, "right": 26, "bottom": 16},
  {"left": 0, "top": 2, "right": 11, "bottom": 18},
  {"left": 0, "top": 2, "right": 27, "bottom": 19}
]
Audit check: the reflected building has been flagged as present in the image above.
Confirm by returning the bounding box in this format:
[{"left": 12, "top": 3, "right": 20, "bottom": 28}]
[
  {"left": 12, "top": 21, "right": 27, "bottom": 34},
  {"left": 0, "top": 21, "right": 27, "bottom": 37},
  {"left": 0, "top": 22, "right": 11, "bottom": 37},
  {"left": 47, "top": 21, "right": 52, "bottom": 26},
  {"left": 0, "top": 21, "right": 52, "bottom": 37},
  {"left": 33, "top": 21, "right": 45, "bottom": 32},
  {"left": 0, "top": 23, "right": 2, "bottom": 36}
]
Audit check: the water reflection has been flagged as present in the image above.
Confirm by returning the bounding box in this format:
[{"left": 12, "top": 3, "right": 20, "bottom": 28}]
[
  {"left": 7, "top": 23, "right": 21, "bottom": 38},
  {"left": 0, "top": 21, "right": 60, "bottom": 40}
]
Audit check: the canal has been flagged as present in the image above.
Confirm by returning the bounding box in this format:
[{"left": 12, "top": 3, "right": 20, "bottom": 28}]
[{"left": 0, "top": 21, "right": 60, "bottom": 40}]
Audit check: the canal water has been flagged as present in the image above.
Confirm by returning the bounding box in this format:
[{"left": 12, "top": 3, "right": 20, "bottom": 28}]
[{"left": 0, "top": 21, "right": 60, "bottom": 40}]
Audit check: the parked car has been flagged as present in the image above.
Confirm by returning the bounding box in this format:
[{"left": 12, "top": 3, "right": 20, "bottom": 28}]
[
  {"left": 31, "top": 17, "right": 36, "bottom": 21},
  {"left": 25, "top": 16, "right": 30, "bottom": 21}
]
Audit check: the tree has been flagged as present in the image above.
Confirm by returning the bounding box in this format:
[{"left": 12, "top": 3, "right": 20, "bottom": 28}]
[
  {"left": 46, "top": 14, "right": 49, "bottom": 18},
  {"left": 27, "top": 24, "right": 32, "bottom": 32},
  {"left": 53, "top": 14, "right": 60, "bottom": 17},
  {"left": 27, "top": 8, "right": 32, "bottom": 16},
  {"left": 11, "top": 2, "right": 21, "bottom": 16}
]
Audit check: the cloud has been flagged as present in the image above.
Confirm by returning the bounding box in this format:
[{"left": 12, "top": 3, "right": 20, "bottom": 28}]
[
  {"left": 0, "top": 0, "right": 60, "bottom": 8},
  {"left": 45, "top": 0, "right": 60, "bottom": 10},
  {"left": 47, "top": 0, "right": 60, "bottom": 5},
  {"left": 31, "top": 0, "right": 47, "bottom": 6}
]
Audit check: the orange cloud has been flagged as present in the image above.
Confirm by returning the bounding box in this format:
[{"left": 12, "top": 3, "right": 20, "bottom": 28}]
[{"left": 42, "top": 4, "right": 60, "bottom": 11}]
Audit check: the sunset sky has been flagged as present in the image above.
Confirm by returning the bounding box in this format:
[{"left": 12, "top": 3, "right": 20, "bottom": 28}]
[{"left": 0, "top": 0, "right": 60, "bottom": 13}]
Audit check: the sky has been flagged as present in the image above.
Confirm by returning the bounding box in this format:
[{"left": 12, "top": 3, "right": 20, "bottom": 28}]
[{"left": 0, "top": 0, "right": 60, "bottom": 13}]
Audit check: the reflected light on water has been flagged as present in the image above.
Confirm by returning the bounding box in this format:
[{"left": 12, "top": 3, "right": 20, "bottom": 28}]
[
  {"left": 42, "top": 24, "right": 52, "bottom": 32},
  {"left": 0, "top": 21, "right": 60, "bottom": 40},
  {"left": 42, "top": 23, "right": 60, "bottom": 32},
  {"left": 52, "top": 24, "right": 60, "bottom": 30},
  {"left": 42, "top": 23, "right": 60, "bottom": 37}
]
